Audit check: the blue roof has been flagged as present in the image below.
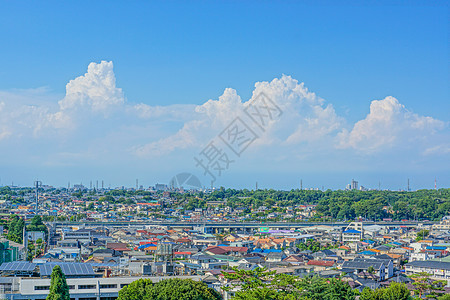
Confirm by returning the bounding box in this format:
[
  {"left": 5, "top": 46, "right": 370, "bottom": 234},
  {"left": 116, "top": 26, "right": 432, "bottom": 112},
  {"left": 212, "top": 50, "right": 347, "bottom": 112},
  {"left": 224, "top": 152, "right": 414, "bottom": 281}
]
[
  {"left": 426, "top": 246, "right": 446, "bottom": 250},
  {"left": 358, "top": 251, "right": 377, "bottom": 255},
  {"left": 343, "top": 229, "right": 361, "bottom": 234},
  {"left": 362, "top": 240, "right": 375, "bottom": 244},
  {"left": 262, "top": 249, "right": 282, "bottom": 253},
  {"left": 138, "top": 243, "right": 156, "bottom": 249},
  {"left": 252, "top": 248, "right": 263, "bottom": 253}
]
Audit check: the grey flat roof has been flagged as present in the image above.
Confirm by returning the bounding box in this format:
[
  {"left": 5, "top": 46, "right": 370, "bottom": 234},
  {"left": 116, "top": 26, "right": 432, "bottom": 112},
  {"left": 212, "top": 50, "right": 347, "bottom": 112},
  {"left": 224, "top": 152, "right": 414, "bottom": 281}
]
[{"left": 406, "top": 260, "right": 450, "bottom": 271}]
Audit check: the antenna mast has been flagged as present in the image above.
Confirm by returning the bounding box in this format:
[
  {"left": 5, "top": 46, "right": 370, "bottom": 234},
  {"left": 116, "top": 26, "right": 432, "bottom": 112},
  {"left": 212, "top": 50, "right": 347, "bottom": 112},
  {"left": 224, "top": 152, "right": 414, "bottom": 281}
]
[{"left": 34, "top": 180, "right": 42, "bottom": 215}]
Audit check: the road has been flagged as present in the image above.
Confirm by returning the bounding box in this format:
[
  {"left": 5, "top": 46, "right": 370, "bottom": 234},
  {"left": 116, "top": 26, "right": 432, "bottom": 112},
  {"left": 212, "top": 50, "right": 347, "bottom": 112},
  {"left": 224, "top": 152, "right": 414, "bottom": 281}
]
[{"left": 51, "top": 220, "right": 436, "bottom": 230}]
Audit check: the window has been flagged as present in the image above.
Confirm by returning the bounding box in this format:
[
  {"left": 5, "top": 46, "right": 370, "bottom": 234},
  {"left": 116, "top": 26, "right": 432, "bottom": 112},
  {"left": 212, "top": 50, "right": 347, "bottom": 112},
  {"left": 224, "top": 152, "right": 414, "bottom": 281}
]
[
  {"left": 99, "top": 284, "right": 117, "bottom": 289},
  {"left": 78, "top": 285, "right": 96, "bottom": 289},
  {"left": 68, "top": 285, "right": 75, "bottom": 290},
  {"left": 34, "top": 286, "right": 50, "bottom": 290}
]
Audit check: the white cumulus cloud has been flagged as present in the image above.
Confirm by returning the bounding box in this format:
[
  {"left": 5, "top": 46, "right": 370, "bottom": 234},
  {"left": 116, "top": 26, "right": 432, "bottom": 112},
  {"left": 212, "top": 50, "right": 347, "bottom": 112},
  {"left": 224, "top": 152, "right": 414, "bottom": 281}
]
[
  {"left": 337, "top": 96, "right": 445, "bottom": 152},
  {"left": 134, "top": 75, "right": 346, "bottom": 157},
  {"left": 0, "top": 60, "right": 448, "bottom": 178},
  {"left": 59, "top": 61, "right": 124, "bottom": 113}
]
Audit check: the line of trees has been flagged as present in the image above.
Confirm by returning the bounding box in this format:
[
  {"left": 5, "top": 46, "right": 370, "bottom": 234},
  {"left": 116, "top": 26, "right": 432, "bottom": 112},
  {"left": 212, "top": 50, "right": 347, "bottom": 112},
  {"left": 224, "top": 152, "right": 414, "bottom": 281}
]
[
  {"left": 43, "top": 266, "right": 450, "bottom": 300},
  {"left": 174, "top": 188, "right": 450, "bottom": 221},
  {"left": 6, "top": 215, "right": 24, "bottom": 243},
  {"left": 117, "top": 278, "right": 221, "bottom": 300}
]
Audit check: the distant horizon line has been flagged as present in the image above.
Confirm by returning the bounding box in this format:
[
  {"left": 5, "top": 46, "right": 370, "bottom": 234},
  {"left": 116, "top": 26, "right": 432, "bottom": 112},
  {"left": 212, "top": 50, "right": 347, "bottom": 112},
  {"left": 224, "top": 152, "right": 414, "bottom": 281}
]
[{"left": 1, "top": 183, "right": 448, "bottom": 192}]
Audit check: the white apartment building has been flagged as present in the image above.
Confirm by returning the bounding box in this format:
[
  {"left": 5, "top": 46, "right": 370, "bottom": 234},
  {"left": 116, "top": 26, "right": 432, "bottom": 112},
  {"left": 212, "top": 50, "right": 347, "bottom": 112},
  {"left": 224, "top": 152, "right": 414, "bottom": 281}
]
[{"left": 0, "top": 275, "right": 202, "bottom": 300}]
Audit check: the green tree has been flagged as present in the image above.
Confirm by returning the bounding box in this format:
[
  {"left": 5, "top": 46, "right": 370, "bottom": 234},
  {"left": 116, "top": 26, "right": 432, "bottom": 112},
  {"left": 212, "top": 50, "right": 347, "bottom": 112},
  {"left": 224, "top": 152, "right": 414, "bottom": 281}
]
[
  {"left": 223, "top": 267, "right": 355, "bottom": 300},
  {"left": 300, "top": 276, "right": 355, "bottom": 300},
  {"left": 117, "top": 279, "right": 152, "bottom": 300},
  {"left": 409, "top": 272, "right": 445, "bottom": 299},
  {"left": 360, "top": 288, "right": 377, "bottom": 300},
  {"left": 382, "top": 282, "right": 412, "bottom": 300},
  {"left": 118, "top": 278, "right": 221, "bottom": 300},
  {"left": 27, "top": 215, "right": 48, "bottom": 234},
  {"left": 415, "top": 229, "right": 430, "bottom": 241},
  {"left": 360, "top": 283, "right": 411, "bottom": 300},
  {"left": 6, "top": 215, "right": 24, "bottom": 243},
  {"left": 46, "top": 265, "right": 70, "bottom": 300}
]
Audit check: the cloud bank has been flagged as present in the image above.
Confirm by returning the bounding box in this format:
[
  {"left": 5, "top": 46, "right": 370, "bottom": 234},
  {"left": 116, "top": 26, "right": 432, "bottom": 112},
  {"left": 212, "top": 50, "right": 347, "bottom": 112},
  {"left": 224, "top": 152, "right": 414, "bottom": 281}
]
[{"left": 0, "top": 61, "right": 448, "bottom": 184}]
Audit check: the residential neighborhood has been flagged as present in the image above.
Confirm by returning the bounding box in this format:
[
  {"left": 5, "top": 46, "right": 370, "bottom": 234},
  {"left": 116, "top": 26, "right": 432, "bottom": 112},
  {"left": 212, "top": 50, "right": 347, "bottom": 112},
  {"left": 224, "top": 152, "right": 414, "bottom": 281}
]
[{"left": 1, "top": 186, "right": 450, "bottom": 299}]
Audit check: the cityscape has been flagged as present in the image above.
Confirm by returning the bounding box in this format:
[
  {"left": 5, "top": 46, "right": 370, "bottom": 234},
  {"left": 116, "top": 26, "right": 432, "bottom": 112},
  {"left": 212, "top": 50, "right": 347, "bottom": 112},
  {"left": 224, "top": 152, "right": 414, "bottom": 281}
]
[{"left": 0, "top": 1, "right": 449, "bottom": 300}]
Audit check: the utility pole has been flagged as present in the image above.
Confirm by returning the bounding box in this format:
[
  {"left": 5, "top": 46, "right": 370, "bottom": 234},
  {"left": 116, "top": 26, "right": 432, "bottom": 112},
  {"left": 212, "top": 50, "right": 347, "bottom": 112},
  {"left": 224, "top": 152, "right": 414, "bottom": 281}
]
[{"left": 300, "top": 179, "right": 303, "bottom": 190}]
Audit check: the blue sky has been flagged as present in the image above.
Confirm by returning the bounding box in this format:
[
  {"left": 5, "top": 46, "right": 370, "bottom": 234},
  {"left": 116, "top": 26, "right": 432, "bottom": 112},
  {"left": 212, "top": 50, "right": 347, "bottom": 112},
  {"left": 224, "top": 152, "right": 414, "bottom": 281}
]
[{"left": 0, "top": 1, "right": 448, "bottom": 190}]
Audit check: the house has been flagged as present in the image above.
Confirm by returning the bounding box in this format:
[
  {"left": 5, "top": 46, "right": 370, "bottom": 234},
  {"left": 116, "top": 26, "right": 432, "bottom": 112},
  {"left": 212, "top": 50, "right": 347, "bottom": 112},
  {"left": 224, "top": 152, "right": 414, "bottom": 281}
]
[
  {"left": 342, "top": 229, "right": 362, "bottom": 243},
  {"left": 205, "top": 246, "right": 248, "bottom": 257},
  {"left": 265, "top": 251, "right": 286, "bottom": 262},
  {"left": 405, "top": 260, "right": 450, "bottom": 283},
  {"left": 189, "top": 253, "right": 217, "bottom": 265},
  {"left": 306, "top": 260, "right": 335, "bottom": 271},
  {"left": 282, "top": 255, "right": 304, "bottom": 264},
  {"left": 25, "top": 231, "right": 45, "bottom": 242},
  {"left": 341, "top": 258, "right": 393, "bottom": 281}
]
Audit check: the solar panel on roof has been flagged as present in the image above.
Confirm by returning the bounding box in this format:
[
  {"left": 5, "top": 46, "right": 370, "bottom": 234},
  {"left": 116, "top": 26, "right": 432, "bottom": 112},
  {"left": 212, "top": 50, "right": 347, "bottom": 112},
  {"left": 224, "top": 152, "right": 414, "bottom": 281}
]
[
  {"left": 39, "top": 263, "right": 95, "bottom": 277},
  {"left": 0, "top": 262, "right": 36, "bottom": 272}
]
